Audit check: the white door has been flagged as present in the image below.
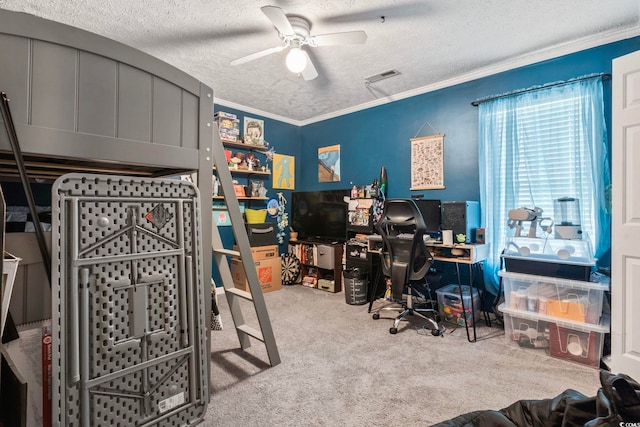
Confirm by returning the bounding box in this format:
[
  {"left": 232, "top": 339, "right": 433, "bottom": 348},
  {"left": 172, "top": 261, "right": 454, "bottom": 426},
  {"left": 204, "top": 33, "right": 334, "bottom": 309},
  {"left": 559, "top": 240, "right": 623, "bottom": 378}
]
[{"left": 611, "top": 49, "right": 640, "bottom": 380}]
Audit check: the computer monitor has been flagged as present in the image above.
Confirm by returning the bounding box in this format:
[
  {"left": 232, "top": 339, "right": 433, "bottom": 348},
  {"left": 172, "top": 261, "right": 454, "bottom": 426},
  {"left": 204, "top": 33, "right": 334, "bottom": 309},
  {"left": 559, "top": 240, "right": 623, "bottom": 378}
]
[{"left": 413, "top": 199, "right": 442, "bottom": 236}]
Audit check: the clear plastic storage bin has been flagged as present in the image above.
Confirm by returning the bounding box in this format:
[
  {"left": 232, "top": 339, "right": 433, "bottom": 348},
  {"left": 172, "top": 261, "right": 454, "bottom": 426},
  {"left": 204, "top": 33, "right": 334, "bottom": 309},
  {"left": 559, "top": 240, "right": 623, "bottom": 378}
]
[
  {"left": 436, "top": 284, "right": 481, "bottom": 327},
  {"left": 499, "top": 270, "right": 608, "bottom": 325},
  {"left": 499, "top": 303, "right": 609, "bottom": 368},
  {"left": 502, "top": 236, "right": 595, "bottom": 281}
]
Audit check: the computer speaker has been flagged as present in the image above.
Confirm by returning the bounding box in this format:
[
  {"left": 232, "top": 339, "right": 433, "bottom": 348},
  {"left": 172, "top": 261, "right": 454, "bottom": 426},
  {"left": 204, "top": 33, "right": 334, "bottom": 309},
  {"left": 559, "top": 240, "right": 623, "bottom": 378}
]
[{"left": 441, "top": 201, "right": 480, "bottom": 243}]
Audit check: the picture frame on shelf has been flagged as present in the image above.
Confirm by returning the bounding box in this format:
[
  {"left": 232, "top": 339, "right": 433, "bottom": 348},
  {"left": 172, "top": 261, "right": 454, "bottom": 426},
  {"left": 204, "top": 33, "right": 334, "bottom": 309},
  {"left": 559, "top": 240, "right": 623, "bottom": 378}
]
[
  {"left": 243, "top": 117, "right": 265, "bottom": 146},
  {"left": 251, "top": 180, "right": 265, "bottom": 197},
  {"left": 233, "top": 184, "right": 246, "bottom": 197}
]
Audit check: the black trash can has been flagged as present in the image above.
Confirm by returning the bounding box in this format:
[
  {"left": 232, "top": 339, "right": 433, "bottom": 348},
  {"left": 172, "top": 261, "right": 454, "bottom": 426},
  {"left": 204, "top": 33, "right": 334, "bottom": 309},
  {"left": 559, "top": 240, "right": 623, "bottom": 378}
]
[{"left": 343, "top": 268, "right": 368, "bottom": 305}]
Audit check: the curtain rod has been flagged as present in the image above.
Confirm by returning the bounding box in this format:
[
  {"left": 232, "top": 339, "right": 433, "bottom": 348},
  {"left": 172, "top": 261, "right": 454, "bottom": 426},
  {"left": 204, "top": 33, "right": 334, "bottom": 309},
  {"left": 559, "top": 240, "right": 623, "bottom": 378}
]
[{"left": 471, "top": 73, "right": 611, "bottom": 107}]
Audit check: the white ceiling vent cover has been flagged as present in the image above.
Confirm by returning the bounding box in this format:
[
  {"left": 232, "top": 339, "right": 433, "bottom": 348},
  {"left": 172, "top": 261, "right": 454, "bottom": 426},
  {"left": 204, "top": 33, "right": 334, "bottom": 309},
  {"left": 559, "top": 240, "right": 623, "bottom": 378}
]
[{"left": 365, "top": 70, "right": 401, "bottom": 84}]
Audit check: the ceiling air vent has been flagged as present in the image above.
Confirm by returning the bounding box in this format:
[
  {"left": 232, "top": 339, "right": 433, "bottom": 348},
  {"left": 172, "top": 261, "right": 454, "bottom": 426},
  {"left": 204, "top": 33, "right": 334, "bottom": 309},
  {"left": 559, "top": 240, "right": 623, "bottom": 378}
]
[{"left": 364, "top": 69, "right": 401, "bottom": 84}]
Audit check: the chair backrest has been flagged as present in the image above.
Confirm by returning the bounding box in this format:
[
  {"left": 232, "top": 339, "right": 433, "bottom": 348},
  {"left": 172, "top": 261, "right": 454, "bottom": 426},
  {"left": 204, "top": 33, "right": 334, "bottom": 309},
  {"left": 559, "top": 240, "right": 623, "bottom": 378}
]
[{"left": 376, "top": 199, "right": 432, "bottom": 301}]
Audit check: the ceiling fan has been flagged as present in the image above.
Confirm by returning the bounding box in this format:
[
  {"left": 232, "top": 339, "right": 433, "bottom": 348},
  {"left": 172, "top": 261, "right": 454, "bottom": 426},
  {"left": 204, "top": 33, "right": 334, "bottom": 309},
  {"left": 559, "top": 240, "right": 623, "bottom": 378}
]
[{"left": 229, "top": 5, "right": 367, "bottom": 81}]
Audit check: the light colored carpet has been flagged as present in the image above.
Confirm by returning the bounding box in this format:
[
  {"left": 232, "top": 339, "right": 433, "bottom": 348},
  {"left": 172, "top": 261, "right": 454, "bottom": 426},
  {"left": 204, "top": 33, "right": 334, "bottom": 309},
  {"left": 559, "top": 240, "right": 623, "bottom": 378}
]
[{"left": 205, "top": 285, "right": 603, "bottom": 426}]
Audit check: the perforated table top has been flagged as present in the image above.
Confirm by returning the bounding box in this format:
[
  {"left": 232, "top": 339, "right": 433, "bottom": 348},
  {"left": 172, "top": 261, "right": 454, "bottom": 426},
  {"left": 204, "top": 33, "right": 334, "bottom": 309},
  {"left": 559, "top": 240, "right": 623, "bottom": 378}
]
[{"left": 52, "top": 174, "right": 209, "bottom": 427}]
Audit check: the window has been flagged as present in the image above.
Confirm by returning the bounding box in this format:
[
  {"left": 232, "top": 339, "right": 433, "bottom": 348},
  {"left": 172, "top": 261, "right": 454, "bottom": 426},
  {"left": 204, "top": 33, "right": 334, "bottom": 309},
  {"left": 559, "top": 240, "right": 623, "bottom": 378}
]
[{"left": 478, "top": 76, "right": 610, "bottom": 294}]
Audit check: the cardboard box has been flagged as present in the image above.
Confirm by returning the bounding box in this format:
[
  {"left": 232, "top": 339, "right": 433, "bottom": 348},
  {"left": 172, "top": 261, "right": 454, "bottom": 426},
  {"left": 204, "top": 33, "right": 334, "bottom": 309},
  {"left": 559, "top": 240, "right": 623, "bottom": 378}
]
[
  {"left": 232, "top": 245, "right": 279, "bottom": 261},
  {"left": 214, "top": 111, "right": 237, "bottom": 120},
  {"left": 230, "top": 256, "right": 282, "bottom": 293},
  {"left": 220, "top": 133, "right": 238, "bottom": 143}
]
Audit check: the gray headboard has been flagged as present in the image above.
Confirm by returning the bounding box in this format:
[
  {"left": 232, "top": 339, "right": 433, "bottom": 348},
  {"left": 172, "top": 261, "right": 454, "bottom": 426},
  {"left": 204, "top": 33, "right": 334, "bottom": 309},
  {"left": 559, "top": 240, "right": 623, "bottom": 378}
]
[{"left": 0, "top": 8, "right": 213, "bottom": 325}]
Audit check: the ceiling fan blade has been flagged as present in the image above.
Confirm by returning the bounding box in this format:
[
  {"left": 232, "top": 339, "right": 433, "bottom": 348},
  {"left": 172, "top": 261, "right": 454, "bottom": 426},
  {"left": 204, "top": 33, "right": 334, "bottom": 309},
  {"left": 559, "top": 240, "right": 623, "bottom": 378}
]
[
  {"left": 261, "top": 5, "right": 296, "bottom": 36},
  {"left": 300, "top": 51, "right": 318, "bottom": 81},
  {"left": 308, "top": 31, "right": 367, "bottom": 47},
  {"left": 229, "top": 44, "right": 286, "bottom": 66}
]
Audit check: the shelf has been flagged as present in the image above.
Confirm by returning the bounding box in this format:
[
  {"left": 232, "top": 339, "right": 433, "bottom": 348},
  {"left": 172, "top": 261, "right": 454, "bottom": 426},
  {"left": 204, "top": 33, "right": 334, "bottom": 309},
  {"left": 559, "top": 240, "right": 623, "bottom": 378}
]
[
  {"left": 213, "top": 167, "right": 270, "bottom": 176},
  {"left": 287, "top": 241, "right": 343, "bottom": 293},
  {"left": 231, "top": 169, "right": 270, "bottom": 176},
  {"left": 222, "top": 141, "right": 270, "bottom": 153},
  {"left": 347, "top": 224, "right": 374, "bottom": 234},
  {"left": 212, "top": 196, "right": 268, "bottom": 201}
]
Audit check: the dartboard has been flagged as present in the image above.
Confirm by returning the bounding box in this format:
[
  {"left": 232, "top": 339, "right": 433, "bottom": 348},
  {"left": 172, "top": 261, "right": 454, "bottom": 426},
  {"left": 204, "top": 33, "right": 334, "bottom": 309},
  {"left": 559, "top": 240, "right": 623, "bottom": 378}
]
[{"left": 281, "top": 253, "right": 301, "bottom": 286}]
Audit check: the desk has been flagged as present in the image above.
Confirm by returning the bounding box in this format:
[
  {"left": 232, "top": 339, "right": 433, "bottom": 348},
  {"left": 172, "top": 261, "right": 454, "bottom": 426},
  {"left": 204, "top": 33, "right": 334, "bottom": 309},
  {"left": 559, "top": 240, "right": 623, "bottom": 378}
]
[{"left": 367, "top": 235, "right": 490, "bottom": 342}]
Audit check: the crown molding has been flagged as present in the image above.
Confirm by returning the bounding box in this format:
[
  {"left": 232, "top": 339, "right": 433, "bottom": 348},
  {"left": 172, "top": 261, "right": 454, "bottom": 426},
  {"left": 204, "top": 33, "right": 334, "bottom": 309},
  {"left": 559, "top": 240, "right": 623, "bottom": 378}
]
[{"left": 218, "top": 24, "right": 640, "bottom": 127}]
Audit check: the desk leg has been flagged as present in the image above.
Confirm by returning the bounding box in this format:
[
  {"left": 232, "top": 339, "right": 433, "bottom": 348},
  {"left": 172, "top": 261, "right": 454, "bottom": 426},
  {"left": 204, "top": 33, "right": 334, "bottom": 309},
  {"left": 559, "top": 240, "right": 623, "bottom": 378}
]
[
  {"left": 476, "top": 263, "right": 492, "bottom": 328},
  {"left": 456, "top": 263, "right": 492, "bottom": 343},
  {"left": 455, "top": 263, "right": 476, "bottom": 343},
  {"left": 368, "top": 261, "right": 383, "bottom": 313},
  {"left": 457, "top": 263, "right": 490, "bottom": 342}
]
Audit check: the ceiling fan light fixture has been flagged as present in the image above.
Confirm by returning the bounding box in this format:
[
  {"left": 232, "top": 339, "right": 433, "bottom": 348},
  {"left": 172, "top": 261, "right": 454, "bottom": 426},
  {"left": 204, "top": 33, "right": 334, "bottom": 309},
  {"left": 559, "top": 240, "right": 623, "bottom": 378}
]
[{"left": 286, "top": 47, "right": 307, "bottom": 73}]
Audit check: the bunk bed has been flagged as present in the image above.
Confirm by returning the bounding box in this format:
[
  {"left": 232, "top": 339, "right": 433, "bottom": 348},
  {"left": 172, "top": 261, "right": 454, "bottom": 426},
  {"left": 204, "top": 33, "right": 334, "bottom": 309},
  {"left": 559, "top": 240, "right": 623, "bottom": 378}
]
[{"left": 0, "top": 9, "right": 214, "bottom": 426}]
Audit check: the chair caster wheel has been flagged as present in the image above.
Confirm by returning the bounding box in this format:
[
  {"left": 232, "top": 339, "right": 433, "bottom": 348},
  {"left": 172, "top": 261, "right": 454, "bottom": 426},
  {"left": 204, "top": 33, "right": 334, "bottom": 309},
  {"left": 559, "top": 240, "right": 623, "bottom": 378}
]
[
  {"left": 372, "top": 313, "right": 380, "bottom": 320},
  {"left": 431, "top": 328, "right": 442, "bottom": 336},
  {"left": 389, "top": 327, "right": 398, "bottom": 334}
]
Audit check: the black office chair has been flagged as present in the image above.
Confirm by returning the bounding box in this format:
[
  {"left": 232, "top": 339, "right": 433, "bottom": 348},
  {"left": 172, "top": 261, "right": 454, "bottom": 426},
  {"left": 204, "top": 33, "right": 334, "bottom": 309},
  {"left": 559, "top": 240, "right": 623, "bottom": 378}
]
[{"left": 372, "top": 199, "right": 443, "bottom": 336}]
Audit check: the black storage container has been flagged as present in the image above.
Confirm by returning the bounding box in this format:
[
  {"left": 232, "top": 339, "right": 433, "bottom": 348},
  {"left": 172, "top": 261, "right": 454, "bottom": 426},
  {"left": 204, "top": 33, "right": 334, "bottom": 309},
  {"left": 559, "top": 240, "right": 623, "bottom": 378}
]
[
  {"left": 501, "top": 236, "right": 595, "bottom": 282},
  {"left": 343, "top": 268, "right": 368, "bottom": 305},
  {"left": 502, "top": 256, "right": 593, "bottom": 282},
  {"left": 245, "top": 222, "right": 276, "bottom": 247}
]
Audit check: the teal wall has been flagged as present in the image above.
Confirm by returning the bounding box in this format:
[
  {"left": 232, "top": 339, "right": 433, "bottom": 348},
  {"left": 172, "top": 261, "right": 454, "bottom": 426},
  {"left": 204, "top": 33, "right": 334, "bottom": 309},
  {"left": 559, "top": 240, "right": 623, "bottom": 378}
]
[
  {"left": 210, "top": 106, "right": 301, "bottom": 255},
  {"left": 300, "top": 36, "right": 640, "bottom": 204},
  {"left": 216, "top": 36, "right": 640, "bottom": 264}
]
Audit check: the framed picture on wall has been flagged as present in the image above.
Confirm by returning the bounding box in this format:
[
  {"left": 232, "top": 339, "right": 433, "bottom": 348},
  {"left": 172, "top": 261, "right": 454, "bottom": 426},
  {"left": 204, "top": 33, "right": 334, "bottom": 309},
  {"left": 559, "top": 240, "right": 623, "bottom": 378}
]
[
  {"left": 410, "top": 134, "right": 445, "bottom": 190},
  {"left": 243, "top": 117, "right": 265, "bottom": 146},
  {"left": 273, "top": 153, "right": 295, "bottom": 189},
  {"left": 318, "top": 144, "right": 341, "bottom": 182}
]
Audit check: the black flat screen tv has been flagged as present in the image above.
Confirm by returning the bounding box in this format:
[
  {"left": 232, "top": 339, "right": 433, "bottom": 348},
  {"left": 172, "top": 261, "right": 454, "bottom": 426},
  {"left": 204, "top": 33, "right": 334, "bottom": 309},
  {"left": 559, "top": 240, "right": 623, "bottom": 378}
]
[{"left": 292, "top": 189, "right": 349, "bottom": 243}]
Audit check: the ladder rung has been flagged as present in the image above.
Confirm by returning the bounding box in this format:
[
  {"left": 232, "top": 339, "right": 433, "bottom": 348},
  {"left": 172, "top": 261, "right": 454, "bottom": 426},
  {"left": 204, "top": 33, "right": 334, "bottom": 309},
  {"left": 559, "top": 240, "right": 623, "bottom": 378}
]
[
  {"left": 211, "top": 124, "right": 280, "bottom": 366},
  {"left": 213, "top": 248, "right": 240, "bottom": 257},
  {"left": 236, "top": 324, "right": 264, "bottom": 342},
  {"left": 225, "top": 287, "right": 253, "bottom": 301}
]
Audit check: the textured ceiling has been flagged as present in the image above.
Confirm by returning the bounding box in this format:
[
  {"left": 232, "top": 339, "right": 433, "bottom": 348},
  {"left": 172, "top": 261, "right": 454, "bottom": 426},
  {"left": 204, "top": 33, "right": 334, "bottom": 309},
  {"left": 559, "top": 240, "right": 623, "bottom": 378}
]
[{"left": 1, "top": 0, "right": 639, "bottom": 124}]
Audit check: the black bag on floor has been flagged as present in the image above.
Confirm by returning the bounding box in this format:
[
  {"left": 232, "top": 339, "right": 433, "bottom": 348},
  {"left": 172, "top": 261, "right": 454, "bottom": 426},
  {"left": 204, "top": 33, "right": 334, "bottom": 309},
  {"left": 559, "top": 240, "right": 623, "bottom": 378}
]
[{"left": 431, "top": 370, "right": 640, "bottom": 427}]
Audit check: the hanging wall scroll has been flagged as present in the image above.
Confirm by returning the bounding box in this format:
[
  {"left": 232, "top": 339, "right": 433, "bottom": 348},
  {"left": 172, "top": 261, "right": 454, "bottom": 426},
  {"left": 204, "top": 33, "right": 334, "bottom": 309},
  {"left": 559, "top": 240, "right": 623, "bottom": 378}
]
[{"left": 410, "top": 134, "right": 445, "bottom": 190}]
